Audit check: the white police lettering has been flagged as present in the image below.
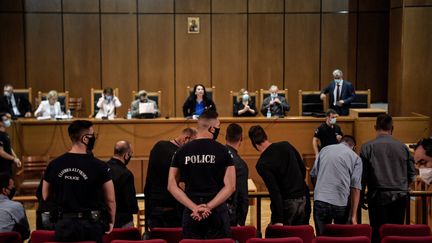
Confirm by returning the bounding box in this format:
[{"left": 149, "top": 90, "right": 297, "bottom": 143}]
[
  {"left": 184, "top": 155, "right": 216, "bottom": 165},
  {"left": 57, "top": 168, "right": 89, "bottom": 180}
]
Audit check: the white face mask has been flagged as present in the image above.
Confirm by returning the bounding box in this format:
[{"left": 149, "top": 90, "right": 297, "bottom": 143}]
[
  {"left": 4, "top": 91, "right": 11, "bottom": 97},
  {"left": 3, "top": 119, "right": 11, "bottom": 128},
  {"left": 329, "top": 117, "right": 337, "bottom": 125},
  {"left": 419, "top": 168, "right": 432, "bottom": 185},
  {"left": 242, "top": 94, "right": 249, "bottom": 102}
]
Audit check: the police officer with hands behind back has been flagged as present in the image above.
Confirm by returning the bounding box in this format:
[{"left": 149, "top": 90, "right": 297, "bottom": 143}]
[
  {"left": 168, "top": 110, "right": 236, "bottom": 239},
  {"left": 42, "top": 120, "right": 116, "bottom": 243}
]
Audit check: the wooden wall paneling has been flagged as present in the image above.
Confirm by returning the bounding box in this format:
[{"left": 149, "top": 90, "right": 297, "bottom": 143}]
[
  {"left": 212, "top": 14, "right": 247, "bottom": 117},
  {"left": 320, "top": 13, "right": 357, "bottom": 89},
  {"left": 212, "top": 0, "right": 247, "bottom": 13},
  {"left": 388, "top": 8, "right": 403, "bottom": 115},
  {"left": 248, "top": 0, "right": 284, "bottom": 13},
  {"left": 24, "top": 0, "right": 61, "bottom": 12},
  {"left": 356, "top": 13, "right": 389, "bottom": 102},
  {"left": 404, "top": 0, "right": 432, "bottom": 6},
  {"left": 175, "top": 14, "right": 211, "bottom": 117},
  {"left": 101, "top": 0, "right": 136, "bottom": 13},
  {"left": 139, "top": 14, "right": 175, "bottom": 117},
  {"left": 175, "top": 0, "right": 210, "bottom": 13},
  {"left": 285, "top": 0, "right": 320, "bottom": 12},
  {"left": 26, "top": 14, "right": 63, "bottom": 95},
  {"left": 401, "top": 8, "right": 432, "bottom": 117},
  {"left": 63, "top": 0, "right": 99, "bottom": 12},
  {"left": 138, "top": 0, "right": 173, "bottom": 13},
  {"left": 101, "top": 14, "right": 138, "bottom": 117},
  {"left": 0, "top": 14, "right": 25, "bottom": 88},
  {"left": 0, "top": 0, "right": 23, "bottom": 11},
  {"left": 322, "top": 0, "right": 358, "bottom": 12},
  {"left": 391, "top": 0, "right": 404, "bottom": 8},
  {"left": 359, "top": 0, "right": 390, "bottom": 11},
  {"left": 248, "top": 14, "right": 284, "bottom": 93},
  {"left": 284, "top": 14, "right": 321, "bottom": 116},
  {"left": 63, "top": 14, "right": 101, "bottom": 117}
]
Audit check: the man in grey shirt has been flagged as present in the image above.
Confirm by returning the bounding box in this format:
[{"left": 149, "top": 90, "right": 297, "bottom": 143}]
[
  {"left": 311, "top": 135, "right": 362, "bottom": 235},
  {"left": 0, "top": 173, "right": 30, "bottom": 240},
  {"left": 360, "top": 114, "right": 416, "bottom": 243}
]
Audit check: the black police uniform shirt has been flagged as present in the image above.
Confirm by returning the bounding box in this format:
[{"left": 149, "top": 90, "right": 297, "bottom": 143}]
[
  {"left": 171, "top": 138, "right": 234, "bottom": 198},
  {"left": 314, "top": 123, "right": 343, "bottom": 150},
  {"left": 44, "top": 153, "right": 112, "bottom": 213},
  {"left": 0, "top": 131, "right": 13, "bottom": 175}
]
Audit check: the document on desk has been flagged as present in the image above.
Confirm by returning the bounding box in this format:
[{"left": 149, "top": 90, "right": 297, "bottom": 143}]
[{"left": 139, "top": 103, "right": 155, "bottom": 114}]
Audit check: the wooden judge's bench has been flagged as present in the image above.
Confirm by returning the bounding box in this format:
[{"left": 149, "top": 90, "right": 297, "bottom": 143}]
[{"left": 8, "top": 112, "right": 430, "bottom": 194}]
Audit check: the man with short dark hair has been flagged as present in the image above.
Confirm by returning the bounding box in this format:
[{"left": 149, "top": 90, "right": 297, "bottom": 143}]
[
  {"left": 249, "top": 125, "right": 306, "bottom": 225},
  {"left": 0, "top": 173, "right": 30, "bottom": 240},
  {"left": 144, "top": 127, "right": 197, "bottom": 228},
  {"left": 312, "top": 109, "right": 343, "bottom": 157},
  {"left": 360, "top": 114, "right": 416, "bottom": 243},
  {"left": 414, "top": 138, "right": 432, "bottom": 184},
  {"left": 225, "top": 123, "right": 249, "bottom": 226},
  {"left": 168, "top": 110, "right": 235, "bottom": 239},
  {"left": 311, "top": 135, "right": 362, "bottom": 235},
  {"left": 42, "top": 120, "right": 116, "bottom": 243},
  {"left": 107, "top": 140, "right": 138, "bottom": 228},
  {"left": 0, "top": 84, "right": 32, "bottom": 118},
  {"left": 0, "top": 113, "right": 21, "bottom": 175}
]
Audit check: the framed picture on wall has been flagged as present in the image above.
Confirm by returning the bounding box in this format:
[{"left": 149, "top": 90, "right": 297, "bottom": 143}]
[{"left": 187, "top": 17, "right": 200, "bottom": 34}]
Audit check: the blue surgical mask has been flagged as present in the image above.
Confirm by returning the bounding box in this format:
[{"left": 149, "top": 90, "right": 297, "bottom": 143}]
[
  {"left": 3, "top": 119, "right": 11, "bottom": 128},
  {"left": 3, "top": 91, "right": 11, "bottom": 97},
  {"left": 270, "top": 93, "right": 278, "bottom": 99},
  {"left": 105, "top": 95, "right": 113, "bottom": 102},
  {"left": 334, "top": 79, "right": 342, "bottom": 84},
  {"left": 330, "top": 118, "right": 337, "bottom": 125},
  {"left": 242, "top": 94, "right": 249, "bottom": 102}
]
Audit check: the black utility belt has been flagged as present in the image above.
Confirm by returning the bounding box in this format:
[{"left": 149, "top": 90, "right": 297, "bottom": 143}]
[{"left": 60, "top": 210, "right": 102, "bottom": 221}]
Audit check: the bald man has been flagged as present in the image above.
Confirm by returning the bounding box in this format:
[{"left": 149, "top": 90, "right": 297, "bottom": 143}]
[
  {"left": 168, "top": 110, "right": 236, "bottom": 239},
  {"left": 106, "top": 141, "right": 139, "bottom": 228}
]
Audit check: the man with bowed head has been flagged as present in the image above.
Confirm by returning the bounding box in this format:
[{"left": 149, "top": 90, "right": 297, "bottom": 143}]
[{"left": 168, "top": 110, "right": 236, "bottom": 239}]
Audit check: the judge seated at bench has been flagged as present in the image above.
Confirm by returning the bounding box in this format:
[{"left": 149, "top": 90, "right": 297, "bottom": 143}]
[
  {"left": 95, "top": 87, "right": 121, "bottom": 119},
  {"left": 131, "top": 90, "right": 159, "bottom": 118},
  {"left": 34, "top": 90, "right": 62, "bottom": 119}
]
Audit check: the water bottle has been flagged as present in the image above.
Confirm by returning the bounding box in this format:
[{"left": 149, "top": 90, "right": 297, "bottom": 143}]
[
  {"left": 66, "top": 109, "right": 71, "bottom": 119},
  {"left": 266, "top": 107, "right": 271, "bottom": 118},
  {"left": 127, "top": 109, "right": 132, "bottom": 120}
]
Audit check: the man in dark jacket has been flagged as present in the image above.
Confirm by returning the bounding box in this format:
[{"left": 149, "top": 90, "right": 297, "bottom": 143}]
[
  {"left": 107, "top": 140, "right": 139, "bottom": 228},
  {"left": 320, "top": 69, "right": 355, "bottom": 116},
  {"left": 0, "top": 84, "right": 32, "bottom": 118}
]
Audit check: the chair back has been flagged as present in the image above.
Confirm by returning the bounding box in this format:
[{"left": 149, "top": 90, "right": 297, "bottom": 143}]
[
  {"left": 0, "top": 232, "right": 22, "bottom": 243},
  {"left": 37, "top": 91, "right": 70, "bottom": 113},
  {"left": 265, "top": 225, "right": 315, "bottom": 243},
  {"left": 69, "top": 97, "right": 83, "bottom": 117},
  {"left": 90, "top": 88, "right": 119, "bottom": 118},
  {"left": 14, "top": 87, "right": 33, "bottom": 105},
  {"left": 231, "top": 226, "right": 257, "bottom": 243},
  {"left": 112, "top": 240, "right": 167, "bottom": 243},
  {"left": 230, "top": 91, "right": 258, "bottom": 116},
  {"left": 180, "top": 239, "right": 235, "bottom": 243},
  {"left": 350, "top": 89, "right": 371, "bottom": 109},
  {"left": 323, "top": 224, "right": 372, "bottom": 240},
  {"left": 379, "top": 224, "right": 431, "bottom": 240},
  {"left": 102, "top": 228, "right": 141, "bottom": 243},
  {"left": 298, "top": 90, "right": 327, "bottom": 116},
  {"left": 187, "top": 85, "right": 216, "bottom": 102},
  {"left": 149, "top": 227, "right": 182, "bottom": 243},
  {"left": 131, "top": 90, "right": 162, "bottom": 114},
  {"left": 31, "top": 230, "right": 55, "bottom": 243},
  {"left": 381, "top": 236, "right": 432, "bottom": 243},
  {"left": 312, "top": 236, "right": 370, "bottom": 243},
  {"left": 246, "top": 237, "right": 303, "bottom": 243}
]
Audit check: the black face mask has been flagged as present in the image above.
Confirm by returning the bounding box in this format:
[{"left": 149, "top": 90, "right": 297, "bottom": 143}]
[
  {"left": 82, "top": 135, "right": 96, "bottom": 153},
  {"left": 208, "top": 126, "right": 220, "bottom": 140},
  {"left": 124, "top": 153, "right": 132, "bottom": 166},
  {"left": 8, "top": 187, "right": 16, "bottom": 200}
]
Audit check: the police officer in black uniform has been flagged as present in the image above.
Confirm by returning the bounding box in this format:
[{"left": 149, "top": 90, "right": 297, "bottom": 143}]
[
  {"left": 312, "top": 109, "right": 343, "bottom": 157},
  {"left": 42, "top": 120, "right": 116, "bottom": 243},
  {"left": 168, "top": 110, "right": 236, "bottom": 239}
]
